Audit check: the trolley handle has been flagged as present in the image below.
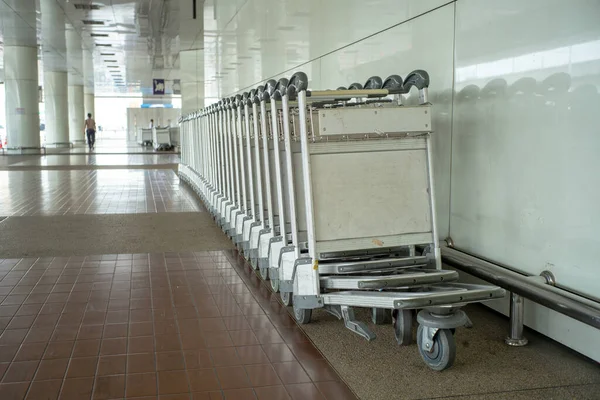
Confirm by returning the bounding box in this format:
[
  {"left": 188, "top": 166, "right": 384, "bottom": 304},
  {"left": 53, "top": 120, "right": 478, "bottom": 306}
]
[
  {"left": 382, "top": 74, "right": 403, "bottom": 91},
  {"left": 263, "top": 79, "right": 278, "bottom": 101},
  {"left": 252, "top": 86, "right": 264, "bottom": 104},
  {"left": 273, "top": 78, "right": 289, "bottom": 101},
  {"left": 364, "top": 76, "right": 383, "bottom": 90},
  {"left": 287, "top": 71, "right": 309, "bottom": 99},
  {"left": 401, "top": 70, "right": 430, "bottom": 93}
]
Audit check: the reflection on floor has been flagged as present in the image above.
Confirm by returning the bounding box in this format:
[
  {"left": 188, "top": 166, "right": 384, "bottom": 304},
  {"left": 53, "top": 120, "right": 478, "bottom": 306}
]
[{"left": 0, "top": 170, "right": 200, "bottom": 215}]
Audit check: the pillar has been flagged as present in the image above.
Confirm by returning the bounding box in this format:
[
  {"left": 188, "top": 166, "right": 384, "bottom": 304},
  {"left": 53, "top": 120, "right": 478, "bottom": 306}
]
[
  {"left": 41, "top": 0, "right": 70, "bottom": 146},
  {"left": 83, "top": 50, "right": 95, "bottom": 120},
  {"left": 66, "top": 29, "right": 86, "bottom": 144},
  {"left": 43, "top": 72, "right": 70, "bottom": 146},
  {"left": 84, "top": 93, "right": 95, "bottom": 121},
  {"left": 68, "top": 85, "right": 85, "bottom": 143},
  {"left": 4, "top": 46, "right": 41, "bottom": 150}
]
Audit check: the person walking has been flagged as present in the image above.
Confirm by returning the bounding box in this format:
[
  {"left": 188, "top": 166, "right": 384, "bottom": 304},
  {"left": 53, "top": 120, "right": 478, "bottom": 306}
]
[{"left": 84, "top": 113, "right": 96, "bottom": 150}]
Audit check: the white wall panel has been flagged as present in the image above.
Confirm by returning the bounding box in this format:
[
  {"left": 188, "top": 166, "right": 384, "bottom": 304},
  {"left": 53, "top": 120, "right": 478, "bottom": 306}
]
[{"left": 451, "top": 0, "right": 600, "bottom": 299}]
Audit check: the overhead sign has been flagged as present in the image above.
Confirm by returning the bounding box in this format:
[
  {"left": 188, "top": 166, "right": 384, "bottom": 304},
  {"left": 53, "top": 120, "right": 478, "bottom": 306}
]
[{"left": 153, "top": 79, "right": 165, "bottom": 95}]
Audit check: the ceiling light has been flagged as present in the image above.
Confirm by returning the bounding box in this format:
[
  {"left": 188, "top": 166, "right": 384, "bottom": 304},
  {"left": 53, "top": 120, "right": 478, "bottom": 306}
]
[
  {"left": 96, "top": 44, "right": 112, "bottom": 47},
  {"left": 107, "top": 66, "right": 119, "bottom": 69},
  {"left": 82, "top": 20, "right": 104, "bottom": 25},
  {"left": 100, "top": 53, "right": 115, "bottom": 56},
  {"left": 74, "top": 4, "right": 102, "bottom": 10},
  {"left": 104, "top": 60, "right": 118, "bottom": 62},
  {"left": 91, "top": 33, "right": 109, "bottom": 37}
]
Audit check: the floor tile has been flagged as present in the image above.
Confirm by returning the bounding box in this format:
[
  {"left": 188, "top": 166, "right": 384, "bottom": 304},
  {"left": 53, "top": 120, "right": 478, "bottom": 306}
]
[
  {"left": 215, "top": 366, "right": 251, "bottom": 389},
  {"left": 26, "top": 379, "right": 62, "bottom": 400},
  {"left": 272, "top": 362, "right": 311, "bottom": 385},
  {"left": 3, "top": 360, "right": 39, "bottom": 382},
  {"left": 187, "top": 369, "right": 220, "bottom": 392},
  {"left": 126, "top": 373, "right": 157, "bottom": 397},
  {"left": 93, "top": 374, "right": 126, "bottom": 400},
  {"left": 128, "top": 353, "right": 156, "bottom": 373},
  {"left": 157, "top": 370, "right": 189, "bottom": 394},
  {"left": 157, "top": 351, "right": 185, "bottom": 371},
  {"left": 0, "top": 382, "right": 29, "bottom": 400},
  {"left": 285, "top": 383, "right": 325, "bottom": 400},
  {"left": 253, "top": 385, "right": 291, "bottom": 400},
  {"left": 34, "top": 359, "right": 69, "bottom": 380},
  {"left": 97, "top": 355, "right": 127, "bottom": 376},
  {"left": 66, "top": 357, "right": 98, "bottom": 378},
  {"left": 60, "top": 377, "right": 94, "bottom": 399},
  {"left": 245, "top": 364, "right": 282, "bottom": 387}
]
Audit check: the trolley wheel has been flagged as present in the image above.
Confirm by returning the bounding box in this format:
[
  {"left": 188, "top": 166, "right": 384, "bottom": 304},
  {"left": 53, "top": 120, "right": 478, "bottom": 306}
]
[
  {"left": 371, "top": 308, "right": 390, "bottom": 325},
  {"left": 280, "top": 291, "right": 292, "bottom": 306},
  {"left": 392, "top": 309, "right": 413, "bottom": 345},
  {"left": 293, "top": 303, "right": 312, "bottom": 325},
  {"left": 259, "top": 266, "right": 269, "bottom": 280},
  {"left": 270, "top": 278, "right": 279, "bottom": 293},
  {"left": 416, "top": 325, "right": 456, "bottom": 371}
]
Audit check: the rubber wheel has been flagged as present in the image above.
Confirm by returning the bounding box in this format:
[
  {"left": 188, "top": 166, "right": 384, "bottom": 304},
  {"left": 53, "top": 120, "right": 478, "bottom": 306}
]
[
  {"left": 416, "top": 325, "right": 456, "bottom": 371},
  {"left": 293, "top": 303, "right": 312, "bottom": 324},
  {"left": 371, "top": 308, "right": 390, "bottom": 325},
  {"left": 270, "top": 278, "right": 279, "bottom": 293},
  {"left": 280, "top": 291, "right": 292, "bottom": 306},
  {"left": 259, "top": 265, "right": 269, "bottom": 280},
  {"left": 392, "top": 309, "right": 413, "bottom": 345}
]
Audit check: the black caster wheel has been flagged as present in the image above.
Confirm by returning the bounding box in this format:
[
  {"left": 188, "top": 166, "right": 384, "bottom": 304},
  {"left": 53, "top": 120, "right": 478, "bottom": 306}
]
[
  {"left": 416, "top": 325, "right": 456, "bottom": 371},
  {"left": 392, "top": 309, "right": 413, "bottom": 345},
  {"left": 293, "top": 303, "right": 312, "bottom": 324}
]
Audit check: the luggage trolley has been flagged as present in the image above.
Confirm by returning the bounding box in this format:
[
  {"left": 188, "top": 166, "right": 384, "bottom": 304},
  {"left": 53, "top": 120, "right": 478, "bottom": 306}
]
[
  {"left": 277, "top": 71, "right": 505, "bottom": 370},
  {"left": 138, "top": 128, "right": 153, "bottom": 146}
]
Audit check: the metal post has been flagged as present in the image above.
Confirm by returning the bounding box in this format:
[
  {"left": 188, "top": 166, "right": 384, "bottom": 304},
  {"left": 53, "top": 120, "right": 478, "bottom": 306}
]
[{"left": 505, "top": 292, "right": 528, "bottom": 346}]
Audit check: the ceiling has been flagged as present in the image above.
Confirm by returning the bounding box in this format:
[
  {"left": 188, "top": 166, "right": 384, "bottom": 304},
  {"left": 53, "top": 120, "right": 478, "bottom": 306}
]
[{"left": 0, "top": 0, "right": 206, "bottom": 96}]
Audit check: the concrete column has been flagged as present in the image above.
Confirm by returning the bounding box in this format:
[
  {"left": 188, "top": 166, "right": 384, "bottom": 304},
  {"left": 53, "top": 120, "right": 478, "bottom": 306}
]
[
  {"left": 4, "top": 46, "right": 41, "bottom": 150},
  {"left": 66, "top": 29, "right": 86, "bottom": 143},
  {"left": 41, "top": 0, "right": 70, "bottom": 146},
  {"left": 68, "top": 85, "right": 85, "bottom": 143},
  {"left": 44, "top": 71, "right": 70, "bottom": 146},
  {"left": 84, "top": 93, "right": 95, "bottom": 121},
  {"left": 83, "top": 50, "right": 95, "bottom": 119}
]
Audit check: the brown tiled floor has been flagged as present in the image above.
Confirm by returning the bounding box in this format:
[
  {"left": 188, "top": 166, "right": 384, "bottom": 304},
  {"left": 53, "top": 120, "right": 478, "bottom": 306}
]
[
  {"left": 0, "top": 252, "right": 356, "bottom": 400},
  {"left": 0, "top": 170, "right": 200, "bottom": 215}
]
